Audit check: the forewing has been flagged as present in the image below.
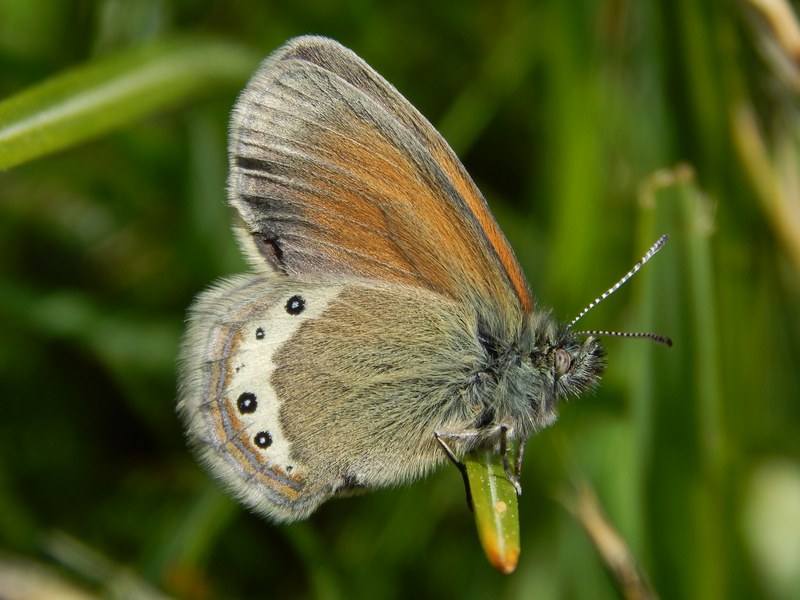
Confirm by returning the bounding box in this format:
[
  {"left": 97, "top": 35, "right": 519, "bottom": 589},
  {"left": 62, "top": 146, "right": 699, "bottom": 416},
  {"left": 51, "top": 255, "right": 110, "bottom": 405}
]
[{"left": 229, "top": 36, "right": 533, "bottom": 319}]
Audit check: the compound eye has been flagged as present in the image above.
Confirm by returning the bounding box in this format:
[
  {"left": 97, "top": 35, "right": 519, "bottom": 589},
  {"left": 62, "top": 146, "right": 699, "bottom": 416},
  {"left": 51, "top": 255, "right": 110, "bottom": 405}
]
[{"left": 554, "top": 348, "right": 572, "bottom": 377}]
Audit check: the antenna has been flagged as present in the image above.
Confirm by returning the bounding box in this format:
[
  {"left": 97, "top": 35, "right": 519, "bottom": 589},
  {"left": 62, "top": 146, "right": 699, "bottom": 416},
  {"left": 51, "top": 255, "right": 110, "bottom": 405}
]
[
  {"left": 571, "top": 329, "right": 673, "bottom": 347},
  {"left": 568, "top": 234, "right": 671, "bottom": 346}
]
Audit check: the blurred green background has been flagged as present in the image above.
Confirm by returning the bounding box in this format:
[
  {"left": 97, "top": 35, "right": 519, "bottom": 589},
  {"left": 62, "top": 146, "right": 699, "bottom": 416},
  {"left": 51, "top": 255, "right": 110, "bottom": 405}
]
[{"left": 1, "top": 0, "right": 799, "bottom": 598}]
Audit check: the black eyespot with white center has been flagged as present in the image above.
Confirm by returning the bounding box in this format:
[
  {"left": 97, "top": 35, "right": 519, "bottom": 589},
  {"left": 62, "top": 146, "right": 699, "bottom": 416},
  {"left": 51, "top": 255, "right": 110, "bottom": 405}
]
[
  {"left": 237, "top": 392, "right": 257, "bottom": 414},
  {"left": 285, "top": 295, "right": 305, "bottom": 315},
  {"left": 255, "top": 327, "right": 265, "bottom": 339},
  {"left": 254, "top": 431, "right": 272, "bottom": 449}
]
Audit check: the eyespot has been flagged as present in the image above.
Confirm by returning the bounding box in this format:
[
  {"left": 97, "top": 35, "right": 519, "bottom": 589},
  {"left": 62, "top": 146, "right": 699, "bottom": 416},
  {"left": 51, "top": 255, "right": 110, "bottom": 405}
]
[
  {"left": 254, "top": 431, "right": 272, "bottom": 449},
  {"left": 554, "top": 348, "right": 572, "bottom": 377},
  {"left": 237, "top": 392, "right": 257, "bottom": 414},
  {"left": 285, "top": 295, "right": 305, "bottom": 315}
]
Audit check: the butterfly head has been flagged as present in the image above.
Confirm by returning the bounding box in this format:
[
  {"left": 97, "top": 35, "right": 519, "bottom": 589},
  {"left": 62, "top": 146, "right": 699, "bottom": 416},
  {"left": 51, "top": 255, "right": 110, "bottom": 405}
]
[
  {"left": 493, "top": 235, "right": 673, "bottom": 438},
  {"left": 496, "top": 313, "right": 605, "bottom": 435},
  {"left": 547, "top": 325, "right": 606, "bottom": 402}
]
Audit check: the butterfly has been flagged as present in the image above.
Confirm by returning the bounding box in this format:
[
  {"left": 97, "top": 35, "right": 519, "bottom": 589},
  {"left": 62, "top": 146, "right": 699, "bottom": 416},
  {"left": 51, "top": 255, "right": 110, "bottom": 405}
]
[{"left": 177, "top": 35, "right": 669, "bottom": 522}]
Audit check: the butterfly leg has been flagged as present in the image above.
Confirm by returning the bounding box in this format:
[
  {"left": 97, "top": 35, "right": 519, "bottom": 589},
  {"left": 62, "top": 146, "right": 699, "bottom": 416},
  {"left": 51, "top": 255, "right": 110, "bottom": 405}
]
[
  {"left": 499, "top": 424, "right": 524, "bottom": 496},
  {"left": 437, "top": 424, "right": 524, "bottom": 496},
  {"left": 435, "top": 432, "right": 473, "bottom": 511},
  {"left": 514, "top": 437, "right": 527, "bottom": 481}
]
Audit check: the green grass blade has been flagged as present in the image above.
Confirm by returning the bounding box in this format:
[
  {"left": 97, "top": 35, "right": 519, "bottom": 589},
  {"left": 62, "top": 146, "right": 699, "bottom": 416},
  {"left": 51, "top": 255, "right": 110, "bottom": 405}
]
[{"left": 0, "top": 38, "right": 256, "bottom": 170}]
